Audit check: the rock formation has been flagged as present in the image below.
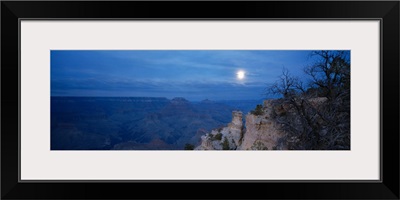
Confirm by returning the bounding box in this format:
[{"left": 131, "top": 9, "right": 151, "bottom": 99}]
[
  {"left": 195, "top": 99, "right": 288, "bottom": 150},
  {"left": 195, "top": 111, "right": 244, "bottom": 150}
]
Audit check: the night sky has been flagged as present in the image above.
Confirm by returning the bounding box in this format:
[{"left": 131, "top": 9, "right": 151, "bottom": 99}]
[{"left": 51, "top": 50, "right": 318, "bottom": 101}]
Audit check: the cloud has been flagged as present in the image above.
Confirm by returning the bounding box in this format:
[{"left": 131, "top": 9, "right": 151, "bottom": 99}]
[
  {"left": 51, "top": 50, "right": 326, "bottom": 100},
  {"left": 51, "top": 77, "right": 270, "bottom": 100}
]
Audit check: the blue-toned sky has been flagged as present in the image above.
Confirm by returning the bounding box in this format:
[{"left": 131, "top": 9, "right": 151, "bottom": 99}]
[{"left": 51, "top": 50, "right": 317, "bottom": 101}]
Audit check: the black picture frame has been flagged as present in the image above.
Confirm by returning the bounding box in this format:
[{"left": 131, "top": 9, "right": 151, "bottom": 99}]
[{"left": 1, "top": 1, "right": 399, "bottom": 199}]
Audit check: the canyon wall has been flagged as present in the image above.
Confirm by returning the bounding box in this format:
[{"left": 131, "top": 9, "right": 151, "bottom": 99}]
[{"left": 195, "top": 99, "right": 287, "bottom": 150}]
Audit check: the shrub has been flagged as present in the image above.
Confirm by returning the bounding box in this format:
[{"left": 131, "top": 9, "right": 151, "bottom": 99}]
[
  {"left": 251, "top": 104, "right": 264, "bottom": 116},
  {"left": 184, "top": 143, "right": 194, "bottom": 150},
  {"left": 214, "top": 133, "right": 222, "bottom": 140},
  {"left": 251, "top": 140, "right": 268, "bottom": 150},
  {"left": 222, "top": 138, "right": 230, "bottom": 150}
]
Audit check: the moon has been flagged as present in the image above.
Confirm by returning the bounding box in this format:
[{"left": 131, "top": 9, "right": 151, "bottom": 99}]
[{"left": 237, "top": 70, "right": 245, "bottom": 80}]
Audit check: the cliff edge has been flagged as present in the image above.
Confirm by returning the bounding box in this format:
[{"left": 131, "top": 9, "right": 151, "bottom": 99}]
[{"left": 195, "top": 99, "right": 288, "bottom": 150}]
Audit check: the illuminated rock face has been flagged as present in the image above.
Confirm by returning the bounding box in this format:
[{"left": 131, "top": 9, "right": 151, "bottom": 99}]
[
  {"left": 239, "top": 98, "right": 328, "bottom": 150},
  {"left": 195, "top": 101, "right": 286, "bottom": 151},
  {"left": 195, "top": 111, "right": 244, "bottom": 150},
  {"left": 236, "top": 99, "right": 284, "bottom": 150},
  {"left": 195, "top": 97, "right": 331, "bottom": 151},
  {"left": 238, "top": 113, "right": 285, "bottom": 150},
  {"left": 227, "top": 111, "right": 243, "bottom": 146}
]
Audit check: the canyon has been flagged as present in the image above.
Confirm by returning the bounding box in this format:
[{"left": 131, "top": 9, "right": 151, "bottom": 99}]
[{"left": 51, "top": 97, "right": 261, "bottom": 150}]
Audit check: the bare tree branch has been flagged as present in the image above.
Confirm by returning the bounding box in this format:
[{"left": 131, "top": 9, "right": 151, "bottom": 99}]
[{"left": 266, "top": 51, "right": 350, "bottom": 150}]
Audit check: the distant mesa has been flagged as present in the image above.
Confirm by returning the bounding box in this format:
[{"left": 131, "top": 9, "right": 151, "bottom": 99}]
[
  {"left": 51, "top": 96, "right": 170, "bottom": 103},
  {"left": 200, "top": 99, "right": 214, "bottom": 104},
  {"left": 170, "top": 97, "right": 190, "bottom": 104}
]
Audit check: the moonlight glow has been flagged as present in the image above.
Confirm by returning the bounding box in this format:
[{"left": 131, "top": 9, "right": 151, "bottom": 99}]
[{"left": 237, "top": 70, "right": 245, "bottom": 80}]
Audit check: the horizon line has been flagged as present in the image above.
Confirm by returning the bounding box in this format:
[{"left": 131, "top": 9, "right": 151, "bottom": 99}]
[{"left": 50, "top": 96, "right": 272, "bottom": 101}]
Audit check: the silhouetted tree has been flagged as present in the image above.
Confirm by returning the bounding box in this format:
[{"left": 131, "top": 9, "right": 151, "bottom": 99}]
[
  {"left": 268, "top": 51, "right": 350, "bottom": 150},
  {"left": 269, "top": 68, "right": 305, "bottom": 99},
  {"left": 305, "top": 50, "right": 350, "bottom": 100}
]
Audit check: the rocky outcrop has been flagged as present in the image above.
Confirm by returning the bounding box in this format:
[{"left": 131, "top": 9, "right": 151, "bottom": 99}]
[
  {"left": 238, "top": 99, "right": 286, "bottom": 150},
  {"left": 239, "top": 115, "right": 283, "bottom": 150},
  {"left": 227, "top": 111, "right": 243, "bottom": 146},
  {"left": 195, "top": 111, "right": 244, "bottom": 150},
  {"left": 195, "top": 99, "right": 290, "bottom": 150}
]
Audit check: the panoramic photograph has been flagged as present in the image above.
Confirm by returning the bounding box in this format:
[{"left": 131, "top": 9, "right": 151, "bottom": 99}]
[{"left": 51, "top": 50, "right": 350, "bottom": 150}]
